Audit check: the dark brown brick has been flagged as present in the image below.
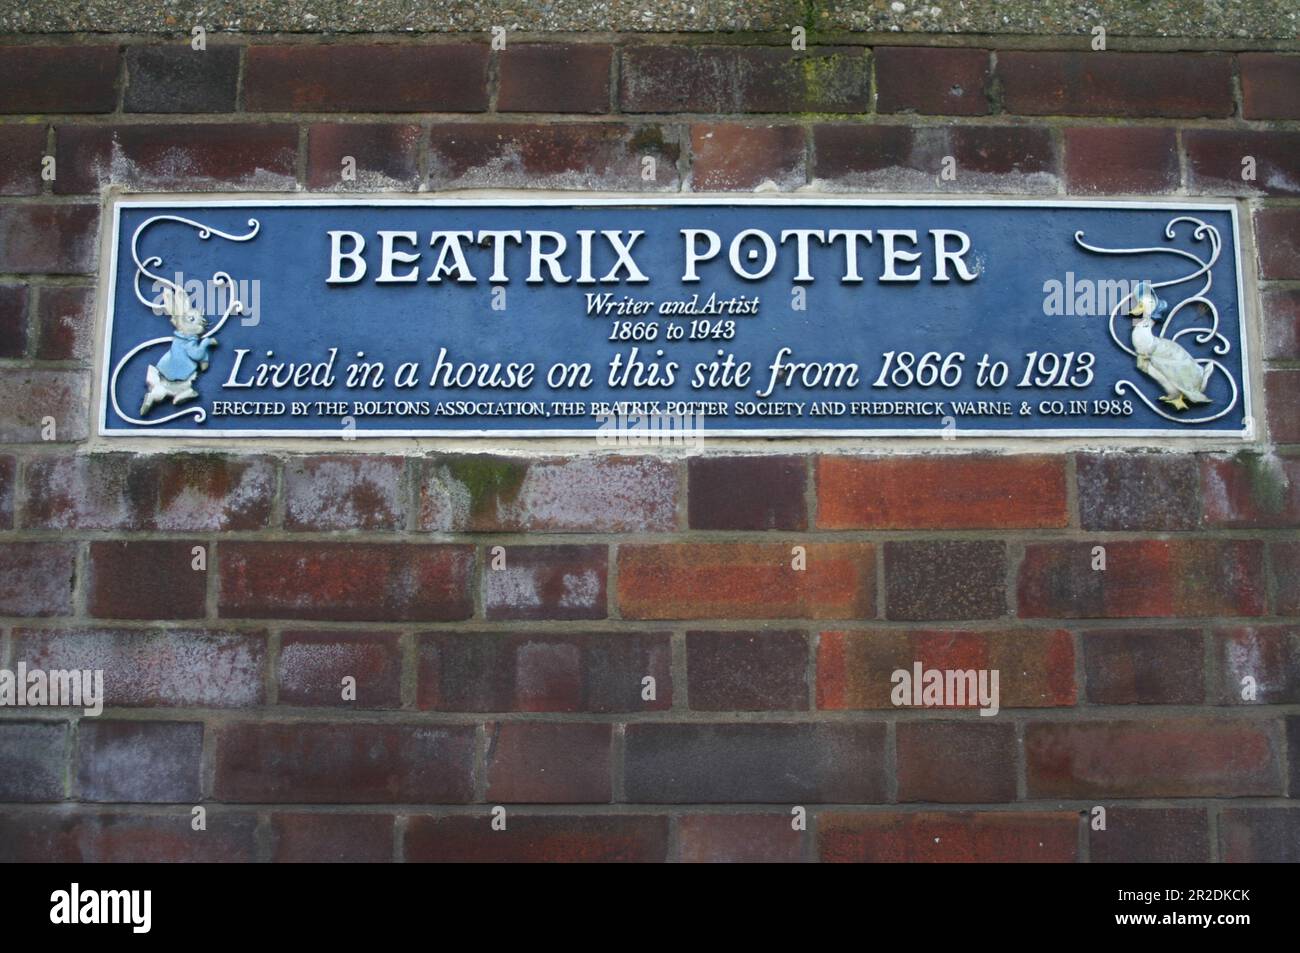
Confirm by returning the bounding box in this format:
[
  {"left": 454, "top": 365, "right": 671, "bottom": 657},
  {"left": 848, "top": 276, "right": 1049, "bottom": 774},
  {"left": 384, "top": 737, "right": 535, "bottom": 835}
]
[
  {"left": 0, "top": 722, "right": 67, "bottom": 801},
  {"left": 1274, "top": 542, "right": 1300, "bottom": 616},
  {"left": 483, "top": 544, "right": 608, "bottom": 621},
  {"left": 417, "top": 630, "right": 671, "bottom": 713},
  {"left": 1064, "top": 126, "right": 1180, "bottom": 194},
  {"left": 874, "top": 46, "right": 991, "bottom": 115},
  {"left": 1083, "top": 628, "right": 1204, "bottom": 704},
  {"left": 0, "top": 284, "right": 28, "bottom": 357},
  {"left": 55, "top": 123, "right": 298, "bottom": 193},
  {"left": 1089, "top": 808, "right": 1210, "bottom": 863},
  {"left": 34, "top": 285, "right": 93, "bottom": 361},
  {"left": 76, "top": 721, "right": 203, "bottom": 803},
  {"left": 485, "top": 722, "right": 612, "bottom": 803},
  {"left": 998, "top": 51, "right": 1233, "bottom": 117},
  {"left": 214, "top": 723, "right": 476, "bottom": 803},
  {"left": 677, "top": 814, "right": 804, "bottom": 863},
  {"left": 0, "top": 811, "right": 258, "bottom": 862},
  {"left": 246, "top": 44, "right": 489, "bottom": 112},
  {"left": 1266, "top": 369, "right": 1300, "bottom": 443},
  {"left": 897, "top": 722, "right": 1017, "bottom": 803},
  {"left": 621, "top": 46, "right": 869, "bottom": 113},
  {"left": 1186, "top": 129, "right": 1300, "bottom": 197},
  {"left": 307, "top": 124, "right": 422, "bottom": 191},
  {"left": 0, "top": 369, "right": 88, "bottom": 442},
  {"left": 884, "top": 540, "right": 1006, "bottom": 621},
  {"left": 1212, "top": 626, "right": 1300, "bottom": 705},
  {"left": 0, "top": 204, "right": 98, "bottom": 274},
  {"left": 0, "top": 124, "right": 45, "bottom": 195},
  {"left": 87, "top": 540, "right": 208, "bottom": 620},
  {"left": 428, "top": 122, "right": 681, "bottom": 190},
  {"left": 498, "top": 43, "right": 612, "bottom": 113},
  {"left": 1261, "top": 289, "right": 1300, "bottom": 360},
  {"left": 277, "top": 631, "right": 403, "bottom": 709},
  {"left": 1219, "top": 808, "right": 1300, "bottom": 862},
  {"left": 405, "top": 814, "right": 668, "bottom": 862},
  {"left": 1255, "top": 208, "right": 1300, "bottom": 279},
  {"left": 1077, "top": 453, "right": 1199, "bottom": 530},
  {"left": 124, "top": 45, "right": 239, "bottom": 113},
  {"left": 0, "top": 46, "right": 119, "bottom": 113},
  {"left": 1239, "top": 53, "right": 1300, "bottom": 120},
  {"left": 820, "top": 811, "right": 1079, "bottom": 862},
  {"left": 688, "top": 455, "right": 806, "bottom": 529},
  {"left": 218, "top": 542, "right": 474, "bottom": 622},
  {"left": 0, "top": 542, "right": 75, "bottom": 616},
  {"left": 689, "top": 123, "right": 805, "bottom": 191},
  {"left": 0, "top": 453, "right": 14, "bottom": 529},
  {"left": 812, "top": 123, "right": 1058, "bottom": 192},
  {"left": 624, "top": 723, "right": 886, "bottom": 803},
  {"left": 686, "top": 630, "right": 809, "bottom": 711},
  {"left": 270, "top": 813, "right": 394, "bottom": 862}
]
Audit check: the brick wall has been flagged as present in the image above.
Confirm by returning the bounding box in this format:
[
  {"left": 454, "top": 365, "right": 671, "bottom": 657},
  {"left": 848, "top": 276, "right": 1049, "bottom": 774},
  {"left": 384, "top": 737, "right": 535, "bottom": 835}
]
[{"left": 0, "top": 33, "right": 1297, "bottom": 863}]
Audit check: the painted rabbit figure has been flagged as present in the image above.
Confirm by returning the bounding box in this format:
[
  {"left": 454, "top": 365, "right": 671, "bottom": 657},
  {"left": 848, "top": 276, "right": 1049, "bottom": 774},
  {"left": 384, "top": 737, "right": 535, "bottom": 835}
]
[{"left": 139, "top": 287, "right": 218, "bottom": 415}]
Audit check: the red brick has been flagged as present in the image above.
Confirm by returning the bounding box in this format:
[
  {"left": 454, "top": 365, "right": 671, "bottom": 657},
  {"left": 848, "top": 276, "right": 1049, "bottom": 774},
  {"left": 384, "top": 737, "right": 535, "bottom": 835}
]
[
  {"left": 0, "top": 204, "right": 98, "bottom": 274},
  {"left": 417, "top": 630, "right": 671, "bottom": 713},
  {"left": 820, "top": 812, "right": 1079, "bottom": 862},
  {"left": 1212, "top": 626, "right": 1300, "bottom": 704},
  {"left": 77, "top": 721, "right": 203, "bottom": 802},
  {"left": 1219, "top": 808, "right": 1300, "bottom": 862},
  {"left": 54, "top": 123, "right": 298, "bottom": 193},
  {"left": 1025, "top": 718, "right": 1282, "bottom": 797},
  {"left": 0, "top": 453, "right": 13, "bottom": 528},
  {"left": 246, "top": 44, "right": 489, "bottom": 112},
  {"left": 277, "top": 631, "right": 402, "bottom": 709},
  {"left": 34, "top": 285, "right": 94, "bottom": 361},
  {"left": 0, "top": 123, "right": 45, "bottom": 195},
  {"left": 689, "top": 455, "right": 806, "bottom": 529},
  {"left": 617, "top": 542, "right": 874, "bottom": 620},
  {"left": 12, "top": 628, "right": 267, "bottom": 708},
  {"left": 0, "top": 722, "right": 68, "bottom": 801},
  {"left": 897, "top": 722, "right": 1018, "bottom": 803},
  {"left": 270, "top": 813, "right": 395, "bottom": 863},
  {"left": 812, "top": 123, "right": 1058, "bottom": 192},
  {"left": 498, "top": 44, "right": 612, "bottom": 113},
  {"left": 686, "top": 630, "right": 809, "bottom": 711},
  {"left": 1261, "top": 289, "right": 1300, "bottom": 360},
  {"left": 420, "top": 454, "right": 678, "bottom": 532},
  {"left": 998, "top": 51, "right": 1232, "bottom": 117},
  {"left": 0, "top": 46, "right": 119, "bottom": 113},
  {"left": 22, "top": 453, "right": 275, "bottom": 531},
  {"left": 87, "top": 540, "right": 208, "bottom": 620},
  {"left": 1239, "top": 53, "right": 1300, "bottom": 120},
  {"left": 124, "top": 45, "right": 239, "bottom": 114},
  {"left": 0, "top": 368, "right": 88, "bottom": 442},
  {"left": 677, "top": 814, "right": 804, "bottom": 863},
  {"left": 428, "top": 122, "right": 681, "bottom": 190},
  {"left": 689, "top": 123, "right": 805, "bottom": 191},
  {"left": 1200, "top": 454, "right": 1300, "bottom": 528},
  {"left": 817, "top": 629, "right": 1076, "bottom": 710},
  {"left": 0, "top": 811, "right": 258, "bottom": 862},
  {"left": 818, "top": 455, "right": 1067, "bottom": 529},
  {"left": 214, "top": 722, "right": 476, "bottom": 803},
  {"left": 624, "top": 723, "right": 885, "bottom": 803},
  {"left": 219, "top": 543, "right": 474, "bottom": 622},
  {"left": 874, "top": 47, "right": 991, "bottom": 115},
  {"left": 1018, "top": 540, "right": 1266, "bottom": 619},
  {"left": 1089, "top": 808, "right": 1210, "bottom": 863},
  {"left": 405, "top": 814, "right": 668, "bottom": 862},
  {"left": 485, "top": 722, "right": 612, "bottom": 803},
  {"left": 483, "top": 544, "right": 607, "bottom": 621},
  {"left": 1064, "top": 126, "right": 1180, "bottom": 194},
  {"left": 621, "top": 46, "right": 869, "bottom": 113},
  {"left": 1080, "top": 452, "right": 1200, "bottom": 531},
  {"left": 0, "top": 542, "right": 75, "bottom": 616},
  {"left": 885, "top": 540, "right": 1006, "bottom": 621},
  {"left": 1083, "top": 628, "right": 1204, "bottom": 704},
  {"left": 1265, "top": 369, "right": 1300, "bottom": 443},
  {"left": 307, "top": 123, "right": 422, "bottom": 191},
  {"left": 283, "top": 455, "right": 406, "bottom": 531},
  {"left": 1255, "top": 208, "right": 1300, "bottom": 279},
  {"left": 1186, "top": 129, "right": 1300, "bottom": 197},
  {"left": 1274, "top": 542, "right": 1300, "bottom": 616},
  {"left": 0, "top": 284, "right": 27, "bottom": 358}
]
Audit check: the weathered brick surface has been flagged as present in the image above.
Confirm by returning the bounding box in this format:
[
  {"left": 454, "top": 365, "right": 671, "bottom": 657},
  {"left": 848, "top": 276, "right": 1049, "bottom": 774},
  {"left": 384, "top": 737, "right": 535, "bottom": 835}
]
[
  {"left": 283, "top": 455, "right": 407, "bottom": 531},
  {"left": 34, "top": 285, "right": 94, "bottom": 362},
  {"left": 1082, "top": 628, "right": 1204, "bottom": 704},
  {"left": 0, "top": 453, "right": 14, "bottom": 528},
  {"left": 0, "top": 811, "right": 258, "bottom": 863},
  {"left": 1063, "top": 127, "right": 1180, "bottom": 194},
  {"left": 1089, "top": 808, "right": 1211, "bottom": 863},
  {"left": 124, "top": 45, "right": 240, "bottom": 113},
  {"left": 1076, "top": 453, "right": 1199, "bottom": 530},
  {"left": 1212, "top": 626, "right": 1300, "bottom": 704},
  {"left": 306, "top": 124, "right": 422, "bottom": 191},
  {"left": 686, "top": 629, "right": 809, "bottom": 711},
  {"left": 269, "top": 813, "right": 395, "bottom": 863},
  {"left": 405, "top": 814, "right": 668, "bottom": 862},
  {"left": 1219, "top": 808, "right": 1300, "bottom": 863},
  {"left": 1265, "top": 369, "right": 1300, "bottom": 443},
  {"left": 820, "top": 812, "right": 1079, "bottom": 863},
  {"left": 1239, "top": 53, "right": 1300, "bottom": 120},
  {"left": 0, "top": 204, "right": 98, "bottom": 274},
  {"left": 0, "top": 541, "right": 76, "bottom": 616},
  {"left": 498, "top": 44, "right": 612, "bottom": 114},
  {"left": 1274, "top": 543, "right": 1300, "bottom": 616},
  {"left": 1185, "top": 129, "right": 1300, "bottom": 197},
  {"left": 1255, "top": 209, "right": 1300, "bottom": 279},
  {"left": 76, "top": 721, "right": 204, "bottom": 803},
  {"left": 689, "top": 123, "right": 806, "bottom": 191},
  {"left": 484, "top": 722, "right": 612, "bottom": 802},
  {"left": 1261, "top": 289, "right": 1300, "bottom": 361},
  {"left": 0, "top": 369, "right": 88, "bottom": 442},
  {"left": 676, "top": 814, "right": 804, "bottom": 863},
  {"left": 277, "top": 631, "right": 403, "bottom": 709},
  {"left": 1199, "top": 454, "right": 1300, "bottom": 527},
  {"left": 0, "top": 124, "right": 45, "bottom": 195},
  {"left": 0, "top": 284, "right": 27, "bottom": 357},
  {"left": 0, "top": 722, "right": 67, "bottom": 801},
  {"left": 483, "top": 543, "right": 608, "bottom": 621},
  {"left": 0, "top": 45, "right": 119, "bottom": 113},
  {"left": 874, "top": 47, "right": 991, "bottom": 115}
]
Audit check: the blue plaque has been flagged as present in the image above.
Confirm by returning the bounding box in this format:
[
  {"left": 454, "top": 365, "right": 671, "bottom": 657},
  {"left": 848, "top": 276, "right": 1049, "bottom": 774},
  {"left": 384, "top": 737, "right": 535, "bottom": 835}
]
[{"left": 98, "top": 198, "right": 1252, "bottom": 438}]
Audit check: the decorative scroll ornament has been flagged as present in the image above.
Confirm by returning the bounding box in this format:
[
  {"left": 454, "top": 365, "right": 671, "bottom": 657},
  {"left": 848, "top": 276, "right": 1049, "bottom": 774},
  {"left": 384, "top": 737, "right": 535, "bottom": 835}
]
[
  {"left": 1074, "top": 217, "right": 1238, "bottom": 424},
  {"left": 110, "top": 216, "right": 260, "bottom": 426}
]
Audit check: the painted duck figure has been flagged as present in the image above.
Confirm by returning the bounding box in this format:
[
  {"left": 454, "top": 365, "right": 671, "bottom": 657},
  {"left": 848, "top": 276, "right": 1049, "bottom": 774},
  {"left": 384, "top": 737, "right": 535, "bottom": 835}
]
[{"left": 1128, "top": 281, "right": 1211, "bottom": 412}]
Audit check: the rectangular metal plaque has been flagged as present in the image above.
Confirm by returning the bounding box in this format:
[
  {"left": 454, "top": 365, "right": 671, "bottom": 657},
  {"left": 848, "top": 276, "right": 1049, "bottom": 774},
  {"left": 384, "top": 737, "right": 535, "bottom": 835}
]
[{"left": 99, "top": 198, "right": 1251, "bottom": 438}]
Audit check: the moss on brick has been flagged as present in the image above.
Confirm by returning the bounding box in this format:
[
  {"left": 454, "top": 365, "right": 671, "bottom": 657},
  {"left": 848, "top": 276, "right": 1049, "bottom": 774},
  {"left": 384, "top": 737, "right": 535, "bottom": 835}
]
[{"left": 445, "top": 456, "right": 528, "bottom": 516}]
